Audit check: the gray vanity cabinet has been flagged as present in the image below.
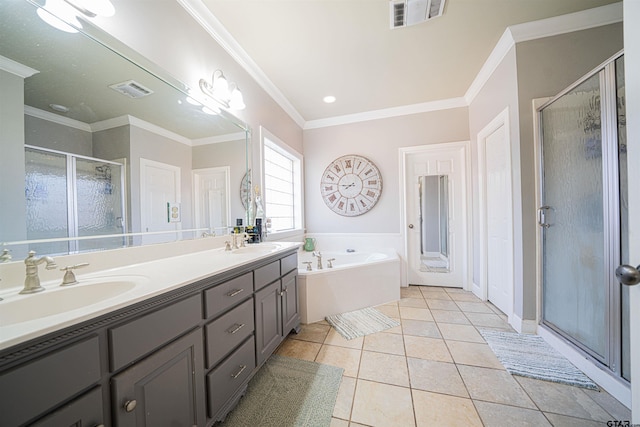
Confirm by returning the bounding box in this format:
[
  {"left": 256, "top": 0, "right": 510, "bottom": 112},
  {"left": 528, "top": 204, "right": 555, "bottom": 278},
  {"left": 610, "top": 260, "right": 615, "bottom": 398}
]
[
  {"left": 255, "top": 279, "right": 284, "bottom": 366},
  {"left": 29, "top": 387, "right": 104, "bottom": 427},
  {"left": 111, "top": 328, "right": 206, "bottom": 427},
  {"left": 281, "top": 270, "right": 300, "bottom": 336}
]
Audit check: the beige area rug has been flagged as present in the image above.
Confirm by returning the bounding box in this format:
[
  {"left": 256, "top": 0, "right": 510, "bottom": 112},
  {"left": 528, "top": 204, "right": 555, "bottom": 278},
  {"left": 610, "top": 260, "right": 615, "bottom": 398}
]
[{"left": 326, "top": 307, "right": 400, "bottom": 340}]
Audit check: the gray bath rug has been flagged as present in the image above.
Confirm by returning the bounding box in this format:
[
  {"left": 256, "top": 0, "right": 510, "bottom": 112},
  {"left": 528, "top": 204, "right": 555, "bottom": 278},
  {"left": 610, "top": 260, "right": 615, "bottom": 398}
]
[
  {"left": 326, "top": 307, "right": 400, "bottom": 340},
  {"left": 479, "top": 329, "right": 598, "bottom": 390}
]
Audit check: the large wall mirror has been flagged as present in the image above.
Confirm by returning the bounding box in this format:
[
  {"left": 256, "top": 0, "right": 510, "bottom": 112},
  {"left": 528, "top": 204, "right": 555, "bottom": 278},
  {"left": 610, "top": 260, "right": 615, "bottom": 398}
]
[
  {"left": 419, "top": 175, "right": 449, "bottom": 273},
  {"left": 0, "top": 0, "right": 251, "bottom": 258}
]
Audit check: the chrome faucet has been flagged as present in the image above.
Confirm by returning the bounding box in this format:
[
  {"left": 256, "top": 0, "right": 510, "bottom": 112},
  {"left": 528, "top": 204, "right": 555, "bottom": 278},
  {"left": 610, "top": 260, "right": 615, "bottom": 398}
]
[
  {"left": 21, "top": 251, "right": 57, "bottom": 294},
  {"left": 60, "top": 263, "right": 90, "bottom": 286},
  {"left": 313, "top": 251, "right": 323, "bottom": 270},
  {"left": 0, "top": 249, "right": 12, "bottom": 263}
]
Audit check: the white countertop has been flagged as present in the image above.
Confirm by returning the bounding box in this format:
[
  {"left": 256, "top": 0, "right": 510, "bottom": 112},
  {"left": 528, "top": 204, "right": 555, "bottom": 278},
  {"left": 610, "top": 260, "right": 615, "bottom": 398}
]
[{"left": 0, "top": 241, "right": 301, "bottom": 351}]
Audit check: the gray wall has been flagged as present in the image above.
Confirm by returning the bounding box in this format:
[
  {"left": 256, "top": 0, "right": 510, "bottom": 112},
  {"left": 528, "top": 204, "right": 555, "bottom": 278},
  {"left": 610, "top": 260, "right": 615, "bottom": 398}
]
[
  {"left": 24, "top": 115, "right": 92, "bottom": 156},
  {"left": 0, "top": 69, "right": 27, "bottom": 243}
]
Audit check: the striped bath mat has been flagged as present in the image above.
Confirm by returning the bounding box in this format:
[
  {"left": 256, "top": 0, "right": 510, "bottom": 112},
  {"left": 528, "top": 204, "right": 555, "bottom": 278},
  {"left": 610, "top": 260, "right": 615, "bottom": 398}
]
[
  {"left": 326, "top": 307, "right": 400, "bottom": 340},
  {"left": 479, "top": 329, "right": 598, "bottom": 390}
]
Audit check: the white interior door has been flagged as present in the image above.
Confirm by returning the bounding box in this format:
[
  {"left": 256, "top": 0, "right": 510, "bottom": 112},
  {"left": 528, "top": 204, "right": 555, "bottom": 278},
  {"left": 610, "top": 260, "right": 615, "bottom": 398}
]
[
  {"left": 140, "top": 158, "right": 181, "bottom": 244},
  {"left": 403, "top": 142, "right": 469, "bottom": 288},
  {"left": 483, "top": 120, "right": 514, "bottom": 316},
  {"left": 193, "top": 167, "right": 230, "bottom": 234}
]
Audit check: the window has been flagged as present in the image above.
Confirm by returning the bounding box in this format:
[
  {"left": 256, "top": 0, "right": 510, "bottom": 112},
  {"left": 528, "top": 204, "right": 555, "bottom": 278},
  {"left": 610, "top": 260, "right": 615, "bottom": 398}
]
[{"left": 261, "top": 128, "right": 303, "bottom": 236}]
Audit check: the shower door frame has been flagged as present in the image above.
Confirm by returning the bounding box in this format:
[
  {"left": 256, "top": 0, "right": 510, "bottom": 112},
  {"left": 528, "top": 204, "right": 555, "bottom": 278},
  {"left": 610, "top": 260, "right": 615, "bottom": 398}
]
[
  {"left": 25, "top": 145, "right": 127, "bottom": 253},
  {"left": 535, "top": 50, "right": 626, "bottom": 379}
]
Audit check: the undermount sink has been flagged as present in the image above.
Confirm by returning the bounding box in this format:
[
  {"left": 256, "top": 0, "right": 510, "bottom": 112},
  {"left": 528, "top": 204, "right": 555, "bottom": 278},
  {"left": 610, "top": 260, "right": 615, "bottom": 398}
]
[{"left": 0, "top": 276, "right": 149, "bottom": 326}]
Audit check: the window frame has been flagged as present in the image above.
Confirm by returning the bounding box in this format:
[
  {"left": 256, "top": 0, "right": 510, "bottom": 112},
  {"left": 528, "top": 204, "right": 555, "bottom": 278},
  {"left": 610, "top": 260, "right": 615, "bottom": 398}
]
[{"left": 259, "top": 126, "right": 304, "bottom": 239}]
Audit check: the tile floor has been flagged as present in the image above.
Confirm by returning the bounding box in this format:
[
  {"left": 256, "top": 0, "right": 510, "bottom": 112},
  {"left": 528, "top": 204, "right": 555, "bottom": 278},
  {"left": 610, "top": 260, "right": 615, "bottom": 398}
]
[{"left": 275, "top": 285, "right": 631, "bottom": 427}]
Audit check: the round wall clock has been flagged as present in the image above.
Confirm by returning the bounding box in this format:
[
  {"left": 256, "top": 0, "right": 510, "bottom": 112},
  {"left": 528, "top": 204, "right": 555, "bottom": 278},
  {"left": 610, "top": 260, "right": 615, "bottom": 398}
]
[
  {"left": 240, "top": 170, "right": 251, "bottom": 209},
  {"left": 320, "top": 155, "right": 382, "bottom": 216}
]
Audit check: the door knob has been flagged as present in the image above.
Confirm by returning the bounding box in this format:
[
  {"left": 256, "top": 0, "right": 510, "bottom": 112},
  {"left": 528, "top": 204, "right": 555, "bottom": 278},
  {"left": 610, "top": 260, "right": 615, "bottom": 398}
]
[
  {"left": 124, "top": 399, "right": 137, "bottom": 412},
  {"left": 615, "top": 264, "right": 640, "bottom": 286},
  {"left": 408, "top": 224, "right": 414, "bottom": 229}
]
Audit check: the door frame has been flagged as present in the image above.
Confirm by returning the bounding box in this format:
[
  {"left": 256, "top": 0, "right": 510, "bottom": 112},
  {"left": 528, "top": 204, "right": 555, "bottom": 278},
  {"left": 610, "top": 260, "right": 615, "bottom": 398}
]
[
  {"left": 475, "top": 107, "right": 514, "bottom": 321},
  {"left": 192, "top": 166, "right": 231, "bottom": 234},
  {"left": 140, "top": 158, "right": 182, "bottom": 236},
  {"left": 399, "top": 141, "right": 472, "bottom": 289}
]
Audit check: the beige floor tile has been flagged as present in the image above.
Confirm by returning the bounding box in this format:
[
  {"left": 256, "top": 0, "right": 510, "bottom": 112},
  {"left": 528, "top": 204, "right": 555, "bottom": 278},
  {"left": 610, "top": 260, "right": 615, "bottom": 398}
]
[
  {"left": 324, "top": 329, "right": 365, "bottom": 349},
  {"left": 401, "top": 287, "right": 424, "bottom": 299},
  {"left": 376, "top": 304, "right": 400, "bottom": 318},
  {"left": 420, "top": 290, "right": 452, "bottom": 301},
  {"left": 426, "top": 299, "right": 461, "bottom": 311},
  {"left": 315, "top": 345, "right": 362, "bottom": 378},
  {"left": 455, "top": 301, "right": 495, "bottom": 313},
  {"left": 363, "top": 332, "right": 405, "bottom": 355},
  {"left": 359, "top": 351, "right": 409, "bottom": 387},
  {"left": 412, "top": 390, "right": 482, "bottom": 427},
  {"left": 275, "top": 339, "right": 322, "bottom": 361},
  {"left": 407, "top": 358, "right": 468, "bottom": 397},
  {"left": 446, "top": 341, "right": 504, "bottom": 369},
  {"left": 351, "top": 380, "right": 416, "bottom": 427},
  {"left": 401, "top": 319, "right": 441, "bottom": 338},
  {"left": 330, "top": 418, "right": 350, "bottom": 427},
  {"left": 399, "top": 307, "right": 434, "bottom": 321},
  {"left": 291, "top": 322, "right": 331, "bottom": 343},
  {"left": 398, "top": 297, "right": 428, "bottom": 308},
  {"left": 583, "top": 388, "right": 632, "bottom": 421},
  {"left": 431, "top": 309, "right": 470, "bottom": 324},
  {"left": 464, "top": 312, "right": 512, "bottom": 329},
  {"left": 474, "top": 401, "right": 552, "bottom": 427},
  {"left": 544, "top": 413, "right": 609, "bottom": 427},
  {"left": 348, "top": 423, "right": 370, "bottom": 427},
  {"left": 516, "top": 377, "right": 612, "bottom": 422},
  {"left": 333, "top": 376, "right": 357, "bottom": 420},
  {"left": 443, "top": 287, "right": 466, "bottom": 293},
  {"left": 381, "top": 323, "right": 403, "bottom": 334},
  {"left": 447, "top": 292, "right": 482, "bottom": 302},
  {"left": 403, "top": 335, "right": 452, "bottom": 362},
  {"left": 438, "top": 323, "right": 485, "bottom": 343},
  {"left": 457, "top": 364, "right": 536, "bottom": 408}
]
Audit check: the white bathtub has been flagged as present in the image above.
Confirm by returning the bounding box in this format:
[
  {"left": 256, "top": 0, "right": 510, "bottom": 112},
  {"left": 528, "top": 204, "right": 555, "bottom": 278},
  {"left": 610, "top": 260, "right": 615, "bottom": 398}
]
[{"left": 297, "top": 249, "right": 401, "bottom": 323}]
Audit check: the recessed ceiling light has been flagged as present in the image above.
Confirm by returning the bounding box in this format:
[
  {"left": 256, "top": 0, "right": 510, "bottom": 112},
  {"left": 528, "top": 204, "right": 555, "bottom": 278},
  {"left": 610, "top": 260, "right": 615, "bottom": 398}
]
[
  {"left": 49, "top": 103, "right": 69, "bottom": 113},
  {"left": 323, "top": 95, "right": 336, "bottom": 104}
]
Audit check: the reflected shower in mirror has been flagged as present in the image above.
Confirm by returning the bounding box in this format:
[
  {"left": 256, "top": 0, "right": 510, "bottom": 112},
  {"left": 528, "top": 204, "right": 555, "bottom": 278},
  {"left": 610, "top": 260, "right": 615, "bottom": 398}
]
[
  {"left": 0, "top": 0, "right": 250, "bottom": 258},
  {"left": 419, "top": 175, "right": 449, "bottom": 273}
]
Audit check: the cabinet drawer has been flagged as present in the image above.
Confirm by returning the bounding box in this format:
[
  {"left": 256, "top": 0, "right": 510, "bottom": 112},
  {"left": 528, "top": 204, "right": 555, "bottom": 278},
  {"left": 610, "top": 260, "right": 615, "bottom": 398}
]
[
  {"left": 0, "top": 336, "right": 101, "bottom": 427},
  {"left": 109, "top": 294, "right": 201, "bottom": 371},
  {"left": 30, "top": 386, "right": 103, "bottom": 427},
  {"left": 207, "top": 336, "right": 255, "bottom": 418},
  {"left": 254, "top": 260, "right": 280, "bottom": 291},
  {"left": 281, "top": 252, "right": 298, "bottom": 275},
  {"left": 204, "top": 272, "right": 252, "bottom": 319},
  {"left": 206, "top": 298, "right": 255, "bottom": 368}
]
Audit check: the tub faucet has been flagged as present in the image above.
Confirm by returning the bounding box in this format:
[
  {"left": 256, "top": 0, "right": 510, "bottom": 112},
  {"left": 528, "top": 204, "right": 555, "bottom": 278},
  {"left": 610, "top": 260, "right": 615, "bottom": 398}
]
[
  {"left": 313, "top": 251, "right": 323, "bottom": 270},
  {"left": 21, "top": 251, "right": 57, "bottom": 294},
  {"left": 327, "top": 258, "right": 335, "bottom": 268},
  {"left": 303, "top": 261, "right": 313, "bottom": 271}
]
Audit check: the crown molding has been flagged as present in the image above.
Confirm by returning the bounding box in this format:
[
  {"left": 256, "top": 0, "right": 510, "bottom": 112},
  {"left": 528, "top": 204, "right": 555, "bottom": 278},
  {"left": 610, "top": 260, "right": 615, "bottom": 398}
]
[
  {"left": 464, "top": 2, "right": 622, "bottom": 105},
  {"left": 192, "top": 131, "right": 246, "bottom": 146},
  {"left": 24, "top": 106, "right": 92, "bottom": 132},
  {"left": 177, "top": 0, "right": 306, "bottom": 129},
  {"left": 0, "top": 55, "right": 39, "bottom": 78},
  {"left": 91, "top": 115, "right": 193, "bottom": 146},
  {"left": 304, "top": 97, "right": 468, "bottom": 130}
]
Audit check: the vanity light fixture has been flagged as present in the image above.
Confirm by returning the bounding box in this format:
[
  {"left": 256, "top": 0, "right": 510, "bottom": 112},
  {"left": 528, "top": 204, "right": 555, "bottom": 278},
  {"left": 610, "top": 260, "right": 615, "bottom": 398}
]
[
  {"left": 36, "top": 0, "right": 115, "bottom": 33},
  {"left": 199, "top": 69, "right": 246, "bottom": 111}
]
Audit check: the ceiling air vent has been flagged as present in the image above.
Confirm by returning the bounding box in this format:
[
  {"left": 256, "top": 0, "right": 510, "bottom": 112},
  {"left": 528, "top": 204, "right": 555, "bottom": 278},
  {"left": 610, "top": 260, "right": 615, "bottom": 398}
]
[
  {"left": 390, "top": 0, "right": 446, "bottom": 29},
  {"left": 108, "top": 80, "right": 154, "bottom": 99}
]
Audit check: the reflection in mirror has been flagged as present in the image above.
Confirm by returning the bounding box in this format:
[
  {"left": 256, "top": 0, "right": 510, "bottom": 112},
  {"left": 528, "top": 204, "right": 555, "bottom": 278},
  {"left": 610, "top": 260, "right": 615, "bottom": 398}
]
[
  {"left": 0, "top": 0, "right": 250, "bottom": 258},
  {"left": 419, "top": 175, "right": 449, "bottom": 273}
]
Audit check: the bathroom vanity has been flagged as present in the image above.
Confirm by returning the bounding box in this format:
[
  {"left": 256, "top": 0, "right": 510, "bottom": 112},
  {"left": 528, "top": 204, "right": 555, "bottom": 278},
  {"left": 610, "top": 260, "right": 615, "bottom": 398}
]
[{"left": 0, "top": 243, "right": 300, "bottom": 426}]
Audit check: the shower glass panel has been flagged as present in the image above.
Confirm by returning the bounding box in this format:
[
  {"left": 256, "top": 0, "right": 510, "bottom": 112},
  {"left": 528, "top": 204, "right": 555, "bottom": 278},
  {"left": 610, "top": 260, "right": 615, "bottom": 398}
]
[
  {"left": 25, "top": 148, "right": 70, "bottom": 255},
  {"left": 616, "top": 56, "right": 630, "bottom": 381},
  {"left": 541, "top": 72, "right": 606, "bottom": 359},
  {"left": 75, "top": 158, "right": 126, "bottom": 252}
]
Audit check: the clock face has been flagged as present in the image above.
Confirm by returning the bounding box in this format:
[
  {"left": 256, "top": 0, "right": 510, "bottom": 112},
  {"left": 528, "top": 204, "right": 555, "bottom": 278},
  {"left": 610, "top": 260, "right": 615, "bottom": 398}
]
[
  {"left": 320, "top": 155, "right": 382, "bottom": 216},
  {"left": 240, "top": 170, "right": 251, "bottom": 209}
]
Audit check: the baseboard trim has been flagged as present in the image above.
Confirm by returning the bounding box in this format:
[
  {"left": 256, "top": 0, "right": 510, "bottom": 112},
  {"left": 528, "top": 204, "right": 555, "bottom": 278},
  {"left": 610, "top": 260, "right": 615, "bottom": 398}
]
[
  {"left": 537, "top": 326, "right": 631, "bottom": 409},
  {"left": 510, "top": 313, "right": 537, "bottom": 334}
]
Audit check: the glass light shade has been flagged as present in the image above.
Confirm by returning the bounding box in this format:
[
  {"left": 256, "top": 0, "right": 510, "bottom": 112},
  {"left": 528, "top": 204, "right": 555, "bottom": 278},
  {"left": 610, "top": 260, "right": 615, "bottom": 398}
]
[
  {"left": 212, "top": 72, "right": 230, "bottom": 100},
  {"left": 229, "top": 88, "right": 246, "bottom": 110},
  {"left": 37, "top": 0, "right": 82, "bottom": 33}
]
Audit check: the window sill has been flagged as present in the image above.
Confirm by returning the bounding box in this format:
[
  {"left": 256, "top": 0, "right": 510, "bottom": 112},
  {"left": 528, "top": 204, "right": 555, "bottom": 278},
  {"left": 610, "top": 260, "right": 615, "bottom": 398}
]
[{"left": 265, "top": 229, "right": 304, "bottom": 241}]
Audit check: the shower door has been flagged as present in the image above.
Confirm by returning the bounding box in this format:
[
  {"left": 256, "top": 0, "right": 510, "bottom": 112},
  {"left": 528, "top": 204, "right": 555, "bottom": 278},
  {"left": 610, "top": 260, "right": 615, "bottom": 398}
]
[{"left": 539, "top": 52, "right": 629, "bottom": 379}]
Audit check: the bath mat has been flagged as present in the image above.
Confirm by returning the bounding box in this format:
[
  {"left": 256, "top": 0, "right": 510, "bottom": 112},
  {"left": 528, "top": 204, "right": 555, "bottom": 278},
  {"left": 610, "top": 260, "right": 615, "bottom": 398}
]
[
  {"left": 479, "top": 329, "right": 598, "bottom": 390},
  {"left": 219, "top": 354, "right": 343, "bottom": 427},
  {"left": 326, "top": 307, "right": 400, "bottom": 340}
]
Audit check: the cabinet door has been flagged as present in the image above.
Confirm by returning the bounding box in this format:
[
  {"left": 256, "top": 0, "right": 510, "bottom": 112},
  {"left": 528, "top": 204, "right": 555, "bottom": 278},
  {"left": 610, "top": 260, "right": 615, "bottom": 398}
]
[
  {"left": 254, "top": 280, "right": 282, "bottom": 366},
  {"left": 30, "top": 387, "right": 103, "bottom": 427},
  {"left": 111, "top": 329, "right": 205, "bottom": 427},
  {"left": 281, "top": 271, "right": 300, "bottom": 335}
]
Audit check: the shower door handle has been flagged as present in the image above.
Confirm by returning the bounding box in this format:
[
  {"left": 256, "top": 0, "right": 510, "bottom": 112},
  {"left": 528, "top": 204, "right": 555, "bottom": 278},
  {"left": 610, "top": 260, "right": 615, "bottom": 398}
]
[
  {"left": 537, "top": 206, "right": 551, "bottom": 228},
  {"left": 615, "top": 264, "right": 640, "bottom": 286}
]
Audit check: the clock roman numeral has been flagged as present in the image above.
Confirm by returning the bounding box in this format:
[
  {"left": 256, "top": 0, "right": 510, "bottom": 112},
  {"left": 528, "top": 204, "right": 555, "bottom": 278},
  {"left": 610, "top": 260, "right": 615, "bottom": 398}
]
[{"left": 366, "top": 190, "right": 376, "bottom": 198}]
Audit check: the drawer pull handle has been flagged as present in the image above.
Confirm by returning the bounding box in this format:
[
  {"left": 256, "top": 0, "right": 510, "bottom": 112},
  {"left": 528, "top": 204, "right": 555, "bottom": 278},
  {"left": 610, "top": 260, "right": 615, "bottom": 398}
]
[
  {"left": 226, "top": 323, "right": 245, "bottom": 334},
  {"left": 227, "top": 288, "right": 244, "bottom": 297},
  {"left": 124, "top": 399, "right": 137, "bottom": 412},
  {"left": 231, "top": 364, "right": 247, "bottom": 379}
]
